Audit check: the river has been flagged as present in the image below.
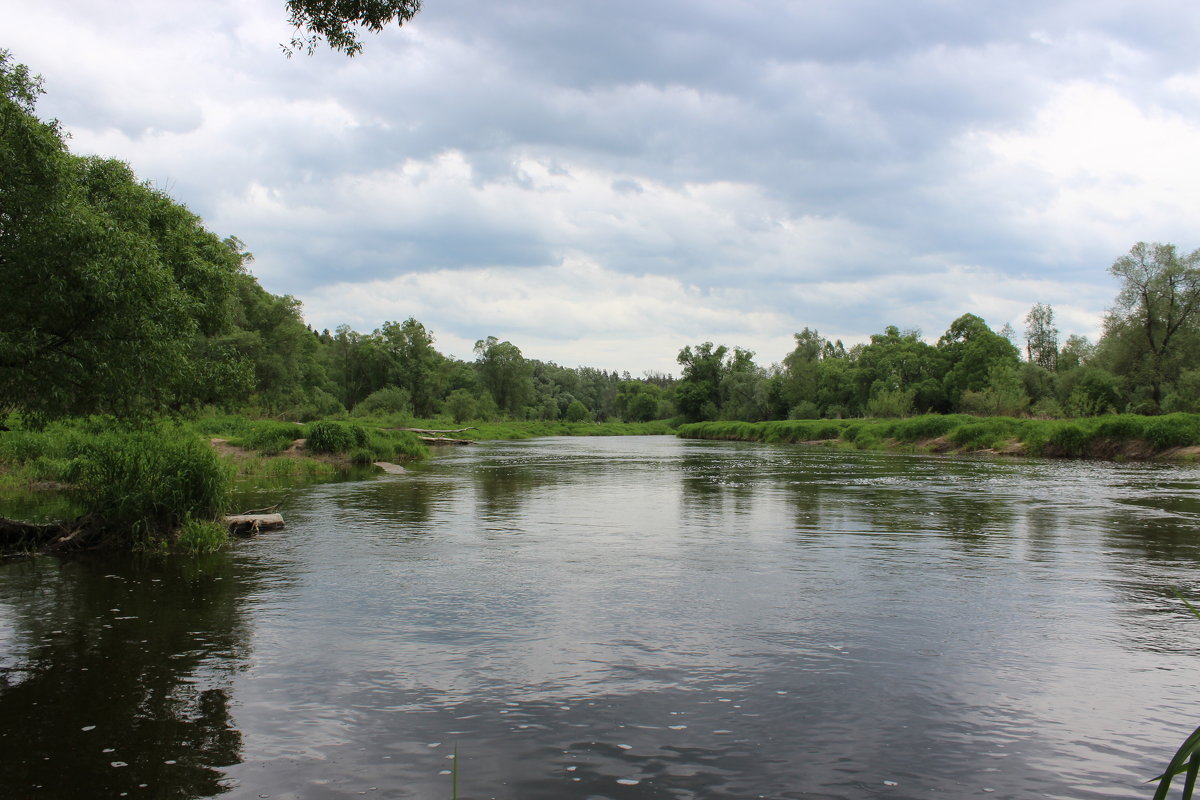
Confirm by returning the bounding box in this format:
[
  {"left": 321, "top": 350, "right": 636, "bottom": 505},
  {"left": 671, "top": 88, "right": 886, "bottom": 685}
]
[{"left": 2, "top": 436, "right": 1199, "bottom": 799}]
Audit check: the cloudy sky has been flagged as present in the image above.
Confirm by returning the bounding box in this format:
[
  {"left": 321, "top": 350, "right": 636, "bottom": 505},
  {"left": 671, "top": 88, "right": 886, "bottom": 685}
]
[{"left": 7, "top": 0, "right": 1200, "bottom": 374}]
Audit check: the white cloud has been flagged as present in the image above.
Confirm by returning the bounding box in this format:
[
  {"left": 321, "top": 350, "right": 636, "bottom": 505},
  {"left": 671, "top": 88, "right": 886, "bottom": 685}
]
[{"left": 8, "top": 0, "right": 1200, "bottom": 372}]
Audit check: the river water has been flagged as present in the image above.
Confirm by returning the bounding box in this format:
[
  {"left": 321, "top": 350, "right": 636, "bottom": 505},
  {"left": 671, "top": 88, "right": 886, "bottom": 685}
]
[{"left": 2, "top": 436, "right": 1200, "bottom": 799}]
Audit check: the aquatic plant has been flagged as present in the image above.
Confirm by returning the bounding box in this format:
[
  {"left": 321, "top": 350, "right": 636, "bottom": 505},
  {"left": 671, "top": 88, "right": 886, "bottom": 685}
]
[{"left": 1151, "top": 592, "right": 1200, "bottom": 799}]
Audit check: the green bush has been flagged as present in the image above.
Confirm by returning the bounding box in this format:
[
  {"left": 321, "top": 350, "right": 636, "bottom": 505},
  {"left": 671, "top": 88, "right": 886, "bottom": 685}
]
[
  {"left": 70, "top": 427, "right": 233, "bottom": 542},
  {"left": 305, "top": 421, "right": 362, "bottom": 454},
  {"left": 175, "top": 517, "right": 230, "bottom": 553},
  {"left": 1144, "top": 414, "right": 1200, "bottom": 449},
  {"left": 238, "top": 421, "right": 305, "bottom": 455},
  {"left": 352, "top": 386, "right": 413, "bottom": 418},
  {"left": 890, "top": 414, "right": 963, "bottom": 442},
  {"left": 1046, "top": 421, "right": 1092, "bottom": 457}
]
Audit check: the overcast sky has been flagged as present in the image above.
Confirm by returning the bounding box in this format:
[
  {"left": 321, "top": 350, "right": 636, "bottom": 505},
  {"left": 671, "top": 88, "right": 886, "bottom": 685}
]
[{"left": 7, "top": 0, "right": 1200, "bottom": 374}]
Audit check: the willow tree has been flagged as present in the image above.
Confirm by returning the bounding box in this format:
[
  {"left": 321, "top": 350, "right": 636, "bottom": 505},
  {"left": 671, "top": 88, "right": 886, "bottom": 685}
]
[
  {"left": 0, "top": 52, "right": 242, "bottom": 420},
  {"left": 1105, "top": 242, "right": 1200, "bottom": 409}
]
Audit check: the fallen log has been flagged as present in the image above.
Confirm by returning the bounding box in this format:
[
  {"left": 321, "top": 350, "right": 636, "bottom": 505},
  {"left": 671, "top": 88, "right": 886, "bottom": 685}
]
[
  {"left": 222, "top": 513, "right": 285, "bottom": 537},
  {"left": 418, "top": 436, "right": 473, "bottom": 445},
  {"left": 0, "top": 516, "right": 99, "bottom": 554}
]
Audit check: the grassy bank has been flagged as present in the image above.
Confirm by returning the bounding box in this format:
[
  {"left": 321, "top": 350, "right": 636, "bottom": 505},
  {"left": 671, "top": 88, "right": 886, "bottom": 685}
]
[
  {"left": 676, "top": 413, "right": 1200, "bottom": 460},
  {"left": 0, "top": 415, "right": 435, "bottom": 555},
  {"left": 0, "top": 413, "right": 673, "bottom": 554},
  {"left": 398, "top": 418, "right": 679, "bottom": 440},
  {"left": 0, "top": 418, "right": 235, "bottom": 553}
]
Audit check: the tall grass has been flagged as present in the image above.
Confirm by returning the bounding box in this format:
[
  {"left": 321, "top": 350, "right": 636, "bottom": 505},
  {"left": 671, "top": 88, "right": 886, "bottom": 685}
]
[
  {"left": 676, "top": 413, "right": 1200, "bottom": 460},
  {"left": 68, "top": 426, "right": 234, "bottom": 545}
]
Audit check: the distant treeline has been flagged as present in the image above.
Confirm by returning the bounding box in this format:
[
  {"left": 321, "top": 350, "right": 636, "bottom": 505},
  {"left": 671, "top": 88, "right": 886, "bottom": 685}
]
[{"left": 4, "top": 50, "right": 1199, "bottom": 428}]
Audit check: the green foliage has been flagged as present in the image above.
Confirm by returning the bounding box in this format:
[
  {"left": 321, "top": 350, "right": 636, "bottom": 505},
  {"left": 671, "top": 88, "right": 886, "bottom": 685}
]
[
  {"left": 889, "top": 414, "right": 964, "bottom": 441},
  {"left": 175, "top": 517, "right": 230, "bottom": 553},
  {"left": 938, "top": 313, "right": 1023, "bottom": 408},
  {"left": 304, "top": 420, "right": 368, "bottom": 454},
  {"left": 564, "top": 399, "right": 592, "bottom": 423},
  {"left": 233, "top": 420, "right": 305, "bottom": 455},
  {"left": 378, "top": 318, "right": 441, "bottom": 416},
  {"left": 1144, "top": 414, "right": 1200, "bottom": 449},
  {"left": 284, "top": 0, "right": 422, "bottom": 56},
  {"left": 353, "top": 386, "right": 413, "bottom": 418},
  {"left": 1024, "top": 303, "right": 1059, "bottom": 370},
  {"left": 443, "top": 389, "right": 478, "bottom": 424},
  {"left": 947, "top": 418, "right": 1021, "bottom": 450},
  {"left": 0, "top": 52, "right": 246, "bottom": 420},
  {"left": 616, "top": 381, "right": 666, "bottom": 422},
  {"left": 70, "top": 427, "right": 234, "bottom": 542},
  {"left": 1104, "top": 242, "right": 1200, "bottom": 409},
  {"left": 474, "top": 337, "right": 534, "bottom": 417},
  {"left": 1061, "top": 367, "right": 1124, "bottom": 417},
  {"left": 865, "top": 387, "right": 915, "bottom": 418},
  {"left": 678, "top": 413, "right": 1200, "bottom": 458}
]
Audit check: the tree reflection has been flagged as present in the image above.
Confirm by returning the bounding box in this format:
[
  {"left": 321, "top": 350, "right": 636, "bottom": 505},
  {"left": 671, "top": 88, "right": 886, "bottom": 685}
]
[{"left": 0, "top": 553, "right": 258, "bottom": 797}]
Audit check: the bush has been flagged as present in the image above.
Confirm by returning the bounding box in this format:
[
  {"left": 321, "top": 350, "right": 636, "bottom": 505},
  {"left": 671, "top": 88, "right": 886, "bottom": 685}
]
[
  {"left": 788, "top": 401, "right": 821, "bottom": 420},
  {"left": 239, "top": 421, "right": 305, "bottom": 455},
  {"left": 352, "top": 386, "right": 413, "bottom": 418},
  {"left": 175, "top": 517, "right": 230, "bottom": 553},
  {"left": 1144, "top": 414, "right": 1200, "bottom": 449},
  {"left": 1046, "top": 421, "right": 1091, "bottom": 457},
  {"left": 304, "top": 421, "right": 368, "bottom": 454},
  {"left": 70, "top": 427, "right": 233, "bottom": 542},
  {"left": 890, "top": 414, "right": 962, "bottom": 442},
  {"left": 564, "top": 399, "right": 592, "bottom": 423}
]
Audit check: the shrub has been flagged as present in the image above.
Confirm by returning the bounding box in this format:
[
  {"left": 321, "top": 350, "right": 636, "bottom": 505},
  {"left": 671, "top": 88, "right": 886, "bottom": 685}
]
[
  {"left": 564, "top": 399, "right": 592, "bottom": 423},
  {"left": 1046, "top": 421, "right": 1091, "bottom": 457},
  {"left": 352, "top": 386, "right": 413, "bottom": 418},
  {"left": 239, "top": 421, "right": 305, "bottom": 455},
  {"left": 1144, "top": 414, "right": 1200, "bottom": 449},
  {"left": 70, "top": 428, "right": 233, "bottom": 542},
  {"left": 304, "top": 421, "right": 367, "bottom": 454},
  {"left": 788, "top": 401, "right": 821, "bottom": 420},
  {"left": 175, "top": 517, "right": 230, "bottom": 553},
  {"left": 891, "top": 414, "right": 961, "bottom": 442}
]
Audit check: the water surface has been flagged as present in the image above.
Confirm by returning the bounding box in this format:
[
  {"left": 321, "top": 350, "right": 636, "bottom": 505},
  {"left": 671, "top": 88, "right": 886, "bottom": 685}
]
[{"left": 2, "top": 436, "right": 1200, "bottom": 799}]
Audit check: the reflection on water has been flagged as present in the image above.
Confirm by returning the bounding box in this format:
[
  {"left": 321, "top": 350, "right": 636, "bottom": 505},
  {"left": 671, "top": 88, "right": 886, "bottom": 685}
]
[
  {"left": 0, "top": 554, "right": 260, "bottom": 796},
  {"left": 2, "top": 436, "right": 1200, "bottom": 798}
]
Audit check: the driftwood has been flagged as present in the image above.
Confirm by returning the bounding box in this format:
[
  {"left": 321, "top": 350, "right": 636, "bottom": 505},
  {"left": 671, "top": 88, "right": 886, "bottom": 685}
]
[
  {"left": 222, "top": 513, "right": 285, "bottom": 537},
  {"left": 384, "top": 427, "right": 478, "bottom": 434},
  {"left": 418, "top": 436, "right": 473, "bottom": 446}
]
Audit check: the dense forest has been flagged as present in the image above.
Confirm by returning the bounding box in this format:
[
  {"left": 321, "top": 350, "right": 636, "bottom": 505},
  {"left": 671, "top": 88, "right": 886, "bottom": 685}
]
[{"left": 3, "top": 50, "right": 1199, "bottom": 433}]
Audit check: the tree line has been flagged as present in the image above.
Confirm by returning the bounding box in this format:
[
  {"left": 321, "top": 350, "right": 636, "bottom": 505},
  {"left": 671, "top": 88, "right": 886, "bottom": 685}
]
[{"left": 3, "top": 51, "right": 1198, "bottom": 427}]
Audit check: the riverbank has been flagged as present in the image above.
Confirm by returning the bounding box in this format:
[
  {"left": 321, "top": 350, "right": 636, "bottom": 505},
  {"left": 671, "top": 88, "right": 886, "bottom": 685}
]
[
  {"left": 676, "top": 414, "right": 1200, "bottom": 460},
  {"left": 0, "top": 415, "right": 683, "bottom": 556}
]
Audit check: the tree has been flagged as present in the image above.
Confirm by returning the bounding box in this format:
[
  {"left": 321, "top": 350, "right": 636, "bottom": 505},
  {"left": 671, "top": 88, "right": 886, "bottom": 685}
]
[
  {"left": 473, "top": 336, "right": 533, "bottom": 416},
  {"left": 284, "top": 0, "right": 423, "bottom": 56},
  {"left": 937, "top": 314, "right": 1021, "bottom": 410},
  {"left": 1057, "top": 334, "right": 1094, "bottom": 372},
  {"left": 1024, "top": 303, "right": 1058, "bottom": 371},
  {"left": 616, "top": 381, "right": 664, "bottom": 422},
  {"left": 851, "top": 326, "right": 947, "bottom": 415},
  {"left": 379, "top": 317, "right": 441, "bottom": 416},
  {"left": 1105, "top": 242, "right": 1200, "bottom": 409},
  {"left": 675, "top": 342, "right": 728, "bottom": 422},
  {"left": 0, "top": 52, "right": 243, "bottom": 419}
]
